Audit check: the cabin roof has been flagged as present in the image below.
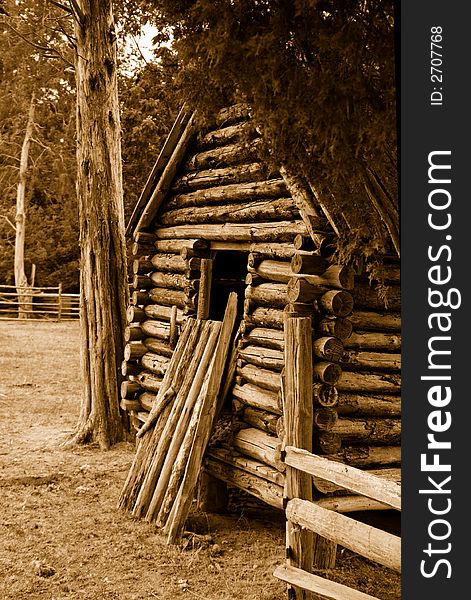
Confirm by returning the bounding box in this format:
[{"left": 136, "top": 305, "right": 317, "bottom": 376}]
[{"left": 125, "top": 105, "right": 340, "bottom": 248}]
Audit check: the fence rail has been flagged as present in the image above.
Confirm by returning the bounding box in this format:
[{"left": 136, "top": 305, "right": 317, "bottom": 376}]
[
  {"left": 274, "top": 447, "right": 402, "bottom": 598},
  {"left": 0, "top": 284, "right": 80, "bottom": 320}
]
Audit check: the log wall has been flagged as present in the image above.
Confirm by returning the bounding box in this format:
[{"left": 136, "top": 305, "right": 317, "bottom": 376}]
[{"left": 123, "top": 109, "right": 401, "bottom": 510}]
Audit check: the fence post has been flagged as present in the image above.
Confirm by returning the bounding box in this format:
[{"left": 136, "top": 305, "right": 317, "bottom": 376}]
[
  {"left": 283, "top": 315, "right": 314, "bottom": 600},
  {"left": 57, "top": 283, "right": 62, "bottom": 321}
]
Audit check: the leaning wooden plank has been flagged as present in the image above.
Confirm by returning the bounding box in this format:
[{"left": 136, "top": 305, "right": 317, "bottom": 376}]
[
  {"left": 144, "top": 322, "right": 222, "bottom": 523},
  {"left": 126, "top": 106, "right": 190, "bottom": 235},
  {"left": 156, "top": 373, "right": 214, "bottom": 526},
  {"left": 129, "top": 322, "right": 205, "bottom": 504},
  {"left": 135, "top": 113, "right": 197, "bottom": 232},
  {"left": 165, "top": 292, "right": 238, "bottom": 544},
  {"left": 118, "top": 319, "right": 200, "bottom": 508},
  {"left": 196, "top": 324, "right": 241, "bottom": 513},
  {"left": 284, "top": 446, "right": 401, "bottom": 510},
  {"left": 286, "top": 498, "right": 401, "bottom": 572},
  {"left": 132, "top": 322, "right": 215, "bottom": 517},
  {"left": 273, "top": 564, "right": 381, "bottom": 600}
]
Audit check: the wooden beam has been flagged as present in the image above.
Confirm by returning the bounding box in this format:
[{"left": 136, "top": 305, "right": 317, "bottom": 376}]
[
  {"left": 316, "top": 495, "right": 392, "bottom": 513},
  {"left": 203, "top": 457, "right": 284, "bottom": 510},
  {"left": 283, "top": 315, "right": 316, "bottom": 598},
  {"left": 135, "top": 113, "right": 197, "bottom": 232},
  {"left": 286, "top": 498, "right": 401, "bottom": 572},
  {"left": 126, "top": 106, "right": 191, "bottom": 236},
  {"left": 273, "top": 564, "right": 382, "bottom": 600},
  {"left": 284, "top": 446, "right": 401, "bottom": 510},
  {"left": 154, "top": 220, "right": 309, "bottom": 242},
  {"left": 196, "top": 258, "right": 212, "bottom": 319}
]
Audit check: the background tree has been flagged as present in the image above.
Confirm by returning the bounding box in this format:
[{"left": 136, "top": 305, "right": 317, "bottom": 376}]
[
  {"left": 141, "top": 0, "right": 398, "bottom": 277},
  {"left": 1, "top": 0, "right": 178, "bottom": 448},
  {"left": 0, "top": 0, "right": 78, "bottom": 291},
  {"left": 0, "top": 1, "right": 174, "bottom": 291}
]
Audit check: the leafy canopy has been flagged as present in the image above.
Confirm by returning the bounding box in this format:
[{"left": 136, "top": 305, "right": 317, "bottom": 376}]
[{"left": 142, "top": 0, "right": 398, "bottom": 271}]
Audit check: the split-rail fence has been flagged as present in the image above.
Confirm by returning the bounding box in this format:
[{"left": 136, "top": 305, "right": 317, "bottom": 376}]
[
  {"left": 273, "top": 316, "right": 401, "bottom": 600},
  {"left": 0, "top": 284, "right": 80, "bottom": 320}
]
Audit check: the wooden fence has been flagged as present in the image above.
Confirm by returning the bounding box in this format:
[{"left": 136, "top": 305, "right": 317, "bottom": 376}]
[
  {"left": 0, "top": 285, "right": 80, "bottom": 320},
  {"left": 274, "top": 315, "right": 401, "bottom": 600}
]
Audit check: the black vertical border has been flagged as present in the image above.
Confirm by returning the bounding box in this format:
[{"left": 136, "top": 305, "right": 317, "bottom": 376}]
[{"left": 401, "top": 2, "right": 469, "bottom": 597}]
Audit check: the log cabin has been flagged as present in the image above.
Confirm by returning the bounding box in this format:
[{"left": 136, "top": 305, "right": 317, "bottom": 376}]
[{"left": 121, "top": 104, "right": 401, "bottom": 517}]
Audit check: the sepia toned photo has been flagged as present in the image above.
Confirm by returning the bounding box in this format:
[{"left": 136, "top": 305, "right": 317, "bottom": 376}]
[{"left": 0, "top": 2, "right": 404, "bottom": 599}]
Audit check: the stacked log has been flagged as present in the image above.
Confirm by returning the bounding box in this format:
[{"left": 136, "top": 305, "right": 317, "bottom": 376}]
[
  {"left": 300, "top": 262, "right": 403, "bottom": 495},
  {"left": 237, "top": 252, "right": 292, "bottom": 438},
  {"left": 121, "top": 233, "right": 213, "bottom": 421},
  {"left": 324, "top": 260, "right": 402, "bottom": 466}
]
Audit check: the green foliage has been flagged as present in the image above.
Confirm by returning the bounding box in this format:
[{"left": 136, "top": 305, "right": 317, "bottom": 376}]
[{"left": 141, "top": 0, "right": 398, "bottom": 267}]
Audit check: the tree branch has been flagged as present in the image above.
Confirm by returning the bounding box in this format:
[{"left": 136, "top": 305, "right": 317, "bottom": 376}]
[
  {"left": 68, "top": 0, "right": 85, "bottom": 27},
  {"left": 49, "top": 0, "right": 73, "bottom": 14},
  {"left": 1, "top": 216, "right": 17, "bottom": 232},
  {"left": 131, "top": 34, "right": 149, "bottom": 65},
  {"left": 0, "top": 153, "right": 20, "bottom": 163},
  {"left": 31, "top": 137, "right": 51, "bottom": 151},
  {"left": 5, "top": 21, "right": 74, "bottom": 67},
  {"left": 5, "top": 22, "right": 55, "bottom": 54}
]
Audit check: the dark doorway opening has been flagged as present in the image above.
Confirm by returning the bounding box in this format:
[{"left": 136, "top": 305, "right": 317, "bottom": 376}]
[{"left": 208, "top": 250, "right": 247, "bottom": 322}]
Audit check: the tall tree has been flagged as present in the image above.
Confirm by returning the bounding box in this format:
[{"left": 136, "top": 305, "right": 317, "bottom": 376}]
[
  {"left": 67, "top": 0, "right": 129, "bottom": 449},
  {"left": 14, "top": 91, "right": 36, "bottom": 317}
]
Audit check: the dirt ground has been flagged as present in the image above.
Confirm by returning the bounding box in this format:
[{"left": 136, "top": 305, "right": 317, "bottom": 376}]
[{"left": 0, "top": 320, "right": 400, "bottom": 599}]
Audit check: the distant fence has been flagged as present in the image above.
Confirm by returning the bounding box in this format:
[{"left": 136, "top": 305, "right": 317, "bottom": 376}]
[{"left": 0, "top": 285, "right": 80, "bottom": 320}]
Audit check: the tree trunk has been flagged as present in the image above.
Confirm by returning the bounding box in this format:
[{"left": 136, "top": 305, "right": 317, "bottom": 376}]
[
  {"left": 69, "top": 0, "right": 129, "bottom": 449},
  {"left": 15, "top": 93, "right": 35, "bottom": 319}
]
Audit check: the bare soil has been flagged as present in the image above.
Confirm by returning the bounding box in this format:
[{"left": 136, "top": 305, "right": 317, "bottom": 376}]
[{"left": 0, "top": 320, "right": 400, "bottom": 599}]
